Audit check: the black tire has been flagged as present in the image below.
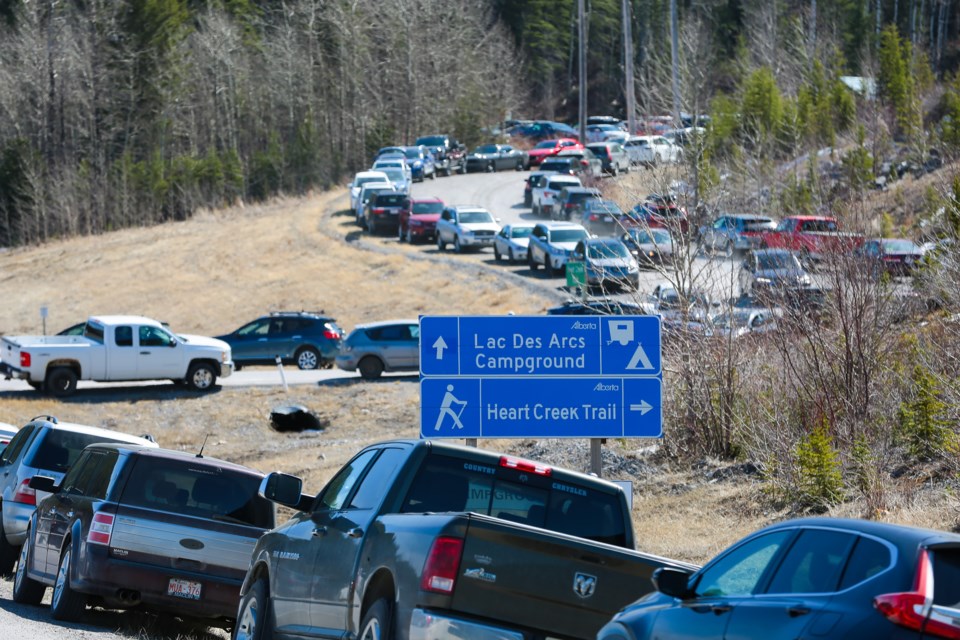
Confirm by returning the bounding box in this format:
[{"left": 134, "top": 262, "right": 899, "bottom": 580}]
[
  {"left": 528, "top": 252, "right": 539, "bottom": 271},
  {"left": 0, "top": 518, "right": 18, "bottom": 575},
  {"left": 508, "top": 249, "right": 516, "bottom": 264},
  {"left": 515, "top": 160, "right": 524, "bottom": 171},
  {"left": 51, "top": 547, "right": 86, "bottom": 622},
  {"left": 358, "top": 598, "right": 393, "bottom": 640},
  {"left": 234, "top": 576, "right": 275, "bottom": 640},
  {"left": 486, "top": 162, "right": 495, "bottom": 173},
  {"left": 436, "top": 235, "right": 445, "bottom": 251},
  {"left": 186, "top": 362, "right": 217, "bottom": 391},
  {"left": 358, "top": 357, "right": 384, "bottom": 380},
  {"left": 12, "top": 535, "right": 45, "bottom": 605},
  {"left": 45, "top": 367, "right": 78, "bottom": 397},
  {"left": 545, "top": 256, "right": 555, "bottom": 277},
  {"left": 454, "top": 236, "right": 463, "bottom": 254},
  {"left": 494, "top": 246, "right": 502, "bottom": 262},
  {"left": 610, "top": 164, "right": 619, "bottom": 177},
  {"left": 26, "top": 381, "right": 42, "bottom": 391},
  {"left": 295, "top": 347, "right": 320, "bottom": 370}
]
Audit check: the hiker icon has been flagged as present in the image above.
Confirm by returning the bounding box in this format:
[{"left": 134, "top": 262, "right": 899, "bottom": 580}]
[{"left": 434, "top": 384, "right": 467, "bottom": 431}]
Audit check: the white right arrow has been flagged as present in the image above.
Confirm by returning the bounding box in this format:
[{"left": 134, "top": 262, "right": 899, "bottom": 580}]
[
  {"left": 432, "top": 336, "right": 448, "bottom": 360},
  {"left": 629, "top": 400, "right": 653, "bottom": 416}
]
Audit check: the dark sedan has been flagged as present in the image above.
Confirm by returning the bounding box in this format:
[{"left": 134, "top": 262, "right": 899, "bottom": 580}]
[
  {"left": 854, "top": 238, "right": 925, "bottom": 277},
  {"left": 598, "top": 517, "right": 960, "bottom": 640},
  {"left": 465, "top": 144, "right": 528, "bottom": 172}
]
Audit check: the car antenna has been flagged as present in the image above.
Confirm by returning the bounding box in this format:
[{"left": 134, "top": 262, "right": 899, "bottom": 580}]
[{"left": 197, "top": 434, "right": 209, "bottom": 459}]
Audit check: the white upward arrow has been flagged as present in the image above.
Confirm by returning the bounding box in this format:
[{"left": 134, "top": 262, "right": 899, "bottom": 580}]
[
  {"left": 629, "top": 400, "right": 653, "bottom": 416},
  {"left": 433, "top": 336, "right": 448, "bottom": 360}
]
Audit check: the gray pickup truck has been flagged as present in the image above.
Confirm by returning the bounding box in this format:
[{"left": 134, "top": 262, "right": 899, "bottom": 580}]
[{"left": 233, "top": 439, "right": 693, "bottom": 640}]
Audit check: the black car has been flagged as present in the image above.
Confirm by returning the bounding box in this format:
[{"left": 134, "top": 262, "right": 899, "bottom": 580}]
[
  {"left": 554, "top": 186, "right": 601, "bottom": 221},
  {"left": 464, "top": 144, "right": 528, "bottom": 173},
  {"left": 215, "top": 311, "right": 342, "bottom": 370},
  {"left": 598, "top": 517, "right": 960, "bottom": 640},
  {"left": 538, "top": 156, "right": 582, "bottom": 176},
  {"left": 14, "top": 443, "right": 274, "bottom": 624},
  {"left": 364, "top": 191, "right": 410, "bottom": 234}
]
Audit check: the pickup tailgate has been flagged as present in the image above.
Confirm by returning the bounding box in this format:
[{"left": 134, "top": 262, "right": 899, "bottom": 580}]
[{"left": 451, "top": 513, "right": 690, "bottom": 640}]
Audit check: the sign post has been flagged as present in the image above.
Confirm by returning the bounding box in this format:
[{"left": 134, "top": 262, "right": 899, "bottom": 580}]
[{"left": 419, "top": 315, "right": 663, "bottom": 475}]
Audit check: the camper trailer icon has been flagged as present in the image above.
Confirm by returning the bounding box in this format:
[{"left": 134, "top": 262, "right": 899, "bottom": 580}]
[{"left": 608, "top": 320, "right": 634, "bottom": 346}]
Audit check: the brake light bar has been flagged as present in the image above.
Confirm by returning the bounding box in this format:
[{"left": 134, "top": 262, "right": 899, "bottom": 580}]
[
  {"left": 874, "top": 549, "right": 960, "bottom": 639},
  {"left": 499, "top": 455, "right": 552, "bottom": 476},
  {"left": 13, "top": 479, "right": 36, "bottom": 506},
  {"left": 421, "top": 536, "right": 464, "bottom": 594},
  {"left": 87, "top": 512, "right": 115, "bottom": 546}
]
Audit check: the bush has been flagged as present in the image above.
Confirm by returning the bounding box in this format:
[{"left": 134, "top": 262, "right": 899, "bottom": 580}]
[{"left": 793, "top": 423, "right": 844, "bottom": 511}]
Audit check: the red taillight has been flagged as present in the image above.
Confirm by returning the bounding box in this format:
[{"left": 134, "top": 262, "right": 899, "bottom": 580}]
[
  {"left": 87, "top": 512, "right": 115, "bottom": 546},
  {"left": 421, "top": 536, "right": 464, "bottom": 594},
  {"left": 499, "top": 455, "right": 552, "bottom": 476},
  {"left": 589, "top": 214, "right": 600, "bottom": 221},
  {"left": 372, "top": 208, "right": 386, "bottom": 215},
  {"left": 323, "top": 329, "right": 340, "bottom": 340},
  {"left": 873, "top": 549, "right": 960, "bottom": 639},
  {"left": 20, "top": 352, "right": 31, "bottom": 367},
  {"left": 13, "top": 479, "right": 36, "bottom": 506}
]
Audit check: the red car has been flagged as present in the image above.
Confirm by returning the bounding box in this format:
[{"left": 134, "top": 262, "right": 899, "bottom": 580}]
[
  {"left": 398, "top": 197, "right": 445, "bottom": 243},
  {"left": 624, "top": 194, "right": 689, "bottom": 234},
  {"left": 525, "top": 138, "right": 583, "bottom": 167}
]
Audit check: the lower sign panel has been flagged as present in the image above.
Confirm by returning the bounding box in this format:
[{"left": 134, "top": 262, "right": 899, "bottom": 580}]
[{"left": 420, "top": 377, "right": 662, "bottom": 439}]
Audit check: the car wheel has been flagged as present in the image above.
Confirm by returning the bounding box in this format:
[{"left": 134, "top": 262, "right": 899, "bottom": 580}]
[
  {"left": 234, "top": 576, "right": 275, "bottom": 640},
  {"left": 51, "top": 547, "right": 86, "bottom": 622},
  {"left": 358, "top": 357, "right": 384, "bottom": 380},
  {"left": 528, "top": 252, "right": 539, "bottom": 271},
  {"left": 0, "top": 518, "right": 18, "bottom": 576},
  {"left": 509, "top": 248, "right": 516, "bottom": 264},
  {"left": 545, "top": 256, "right": 555, "bottom": 277},
  {"left": 454, "top": 236, "right": 463, "bottom": 253},
  {"left": 295, "top": 347, "right": 320, "bottom": 370},
  {"left": 358, "top": 598, "right": 393, "bottom": 640},
  {"left": 186, "top": 362, "right": 217, "bottom": 391},
  {"left": 437, "top": 235, "right": 445, "bottom": 251},
  {"left": 12, "top": 534, "right": 45, "bottom": 605},
  {"left": 515, "top": 160, "right": 524, "bottom": 171},
  {"left": 610, "top": 164, "right": 618, "bottom": 177},
  {"left": 494, "top": 246, "right": 502, "bottom": 262},
  {"left": 486, "top": 162, "right": 495, "bottom": 173},
  {"left": 459, "top": 163, "right": 467, "bottom": 175},
  {"left": 45, "top": 366, "right": 78, "bottom": 397}
]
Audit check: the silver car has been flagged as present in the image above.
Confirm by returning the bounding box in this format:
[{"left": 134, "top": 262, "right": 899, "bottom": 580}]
[
  {"left": 493, "top": 223, "right": 535, "bottom": 263},
  {"left": 0, "top": 417, "right": 158, "bottom": 574},
  {"left": 335, "top": 320, "right": 420, "bottom": 380}
]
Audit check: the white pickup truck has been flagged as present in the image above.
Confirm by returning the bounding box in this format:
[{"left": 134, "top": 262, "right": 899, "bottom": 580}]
[{"left": 0, "top": 315, "right": 234, "bottom": 395}]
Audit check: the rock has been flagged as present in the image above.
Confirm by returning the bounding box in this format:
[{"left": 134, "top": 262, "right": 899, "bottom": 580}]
[{"left": 270, "top": 405, "right": 328, "bottom": 433}]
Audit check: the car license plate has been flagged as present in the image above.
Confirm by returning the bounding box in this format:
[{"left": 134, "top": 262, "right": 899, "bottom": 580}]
[
  {"left": 601, "top": 215, "right": 612, "bottom": 221},
  {"left": 168, "top": 578, "right": 202, "bottom": 600}
]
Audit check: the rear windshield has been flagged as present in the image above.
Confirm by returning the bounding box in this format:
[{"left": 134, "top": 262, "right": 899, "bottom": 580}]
[
  {"left": 551, "top": 228, "right": 588, "bottom": 243},
  {"left": 375, "top": 194, "right": 408, "bottom": 206},
  {"left": 459, "top": 210, "right": 494, "bottom": 224},
  {"left": 932, "top": 548, "right": 960, "bottom": 607},
  {"left": 28, "top": 430, "right": 138, "bottom": 473},
  {"left": 412, "top": 201, "right": 443, "bottom": 214},
  {"left": 120, "top": 456, "right": 274, "bottom": 529},
  {"left": 416, "top": 136, "right": 446, "bottom": 147},
  {"left": 400, "top": 454, "right": 627, "bottom": 547}
]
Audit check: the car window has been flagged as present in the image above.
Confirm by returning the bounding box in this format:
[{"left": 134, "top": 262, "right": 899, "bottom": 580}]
[
  {"left": 459, "top": 210, "right": 494, "bottom": 224},
  {"left": 0, "top": 425, "right": 36, "bottom": 465},
  {"left": 511, "top": 226, "right": 533, "bottom": 238},
  {"left": 120, "top": 456, "right": 274, "bottom": 528},
  {"left": 26, "top": 429, "right": 137, "bottom": 473},
  {"left": 59, "top": 450, "right": 95, "bottom": 495},
  {"left": 930, "top": 548, "right": 960, "bottom": 606},
  {"left": 60, "top": 449, "right": 117, "bottom": 499},
  {"left": 765, "top": 529, "right": 855, "bottom": 594},
  {"left": 348, "top": 448, "right": 406, "bottom": 510},
  {"left": 695, "top": 530, "right": 792, "bottom": 597},
  {"left": 115, "top": 326, "right": 133, "bottom": 347},
  {"left": 139, "top": 325, "right": 175, "bottom": 347},
  {"left": 412, "top": 201, "right": 443, "bottom": 214},
  {"left": 237, "top": 319, "right": 270, "bottom": 336},
  {"left": 315, "top": 449, "right": 378, "bottom": 511},
  {"left": 838, "top": 536, "right": 892, "bottom": 589}
]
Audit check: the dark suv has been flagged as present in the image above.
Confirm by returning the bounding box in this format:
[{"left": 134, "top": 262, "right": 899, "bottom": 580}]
[
  {"left": 554, "top": 186, "right": 601, "bottom": 221},
  {"left": 215, "top": 311, "right": 342, "bottom": 370},
  {"left": 364, "top": 191, "right": 410, "bottom": 234},
  {"left": 13, "top": 443, "right": 274, "bottom": 625}
]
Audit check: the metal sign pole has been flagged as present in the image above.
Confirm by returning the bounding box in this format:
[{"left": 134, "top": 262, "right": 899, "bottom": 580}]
[{"left": 590, "top": 438, "right": 602, "bottom": 477}]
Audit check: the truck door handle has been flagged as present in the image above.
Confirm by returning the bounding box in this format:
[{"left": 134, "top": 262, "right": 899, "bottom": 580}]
[
  {"left": 140, "top": 351, "right": 150, "bottom": 355},
  {"left": 787, "top": 605, "right": 811, "bottom": 617},
  {"left": 711, "top": 604, "right": 733, "bottom": 614},
  {"left": 312, "top": 526, "right": 327, "bottom": 537},
  {"left": 347, "top": 528, "right": 363, "bottom": 538}
]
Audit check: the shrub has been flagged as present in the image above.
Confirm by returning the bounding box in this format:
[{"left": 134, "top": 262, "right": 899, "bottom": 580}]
[{"left": 794, "top": 423, "right": 844, "bottom": 510}]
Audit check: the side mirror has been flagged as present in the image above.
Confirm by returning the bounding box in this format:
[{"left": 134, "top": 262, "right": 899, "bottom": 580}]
[
  {"left": 652, "top": 567, "right": 696, "bottom": 599},
  {"left": 29, "top": 475, "right": 58, "bottom": 493},
  {"left": 495, "top": 218, "right": 502, "bottom": 224},
  {"left": 259, "top": 472, "right": 312, "bottom": 511}
]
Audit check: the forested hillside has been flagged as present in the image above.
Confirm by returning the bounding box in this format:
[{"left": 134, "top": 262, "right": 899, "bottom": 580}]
[{"left": 0, "top": 0, "right": 957, "bottom": 246}]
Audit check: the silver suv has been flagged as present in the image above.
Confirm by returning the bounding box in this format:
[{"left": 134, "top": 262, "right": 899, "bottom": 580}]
[
  {"left": 0, "top": 416, "right": 157, "bottom": 573},
  {"left": 335, "top": 319, "right": 420, "bottom": 380}
]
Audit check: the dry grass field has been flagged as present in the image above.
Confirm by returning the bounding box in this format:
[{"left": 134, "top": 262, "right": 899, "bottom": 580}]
[{"left": 0, "top": 185, "right": 956, "bottom": 572}]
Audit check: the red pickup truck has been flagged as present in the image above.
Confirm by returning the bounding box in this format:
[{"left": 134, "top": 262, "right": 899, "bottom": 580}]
[{"left": 761, "top": 215, "right": 863, "bottom": 263}]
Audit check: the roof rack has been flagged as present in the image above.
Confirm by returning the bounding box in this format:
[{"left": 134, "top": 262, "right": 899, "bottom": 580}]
[{"left": 269, "top": 310, "right": 327, "bottom": 317}]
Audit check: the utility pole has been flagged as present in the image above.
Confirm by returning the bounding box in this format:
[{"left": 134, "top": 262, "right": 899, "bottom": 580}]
[
  {"left": 622, "top": 0, "right": 637, "bottom": 134},
  {"left": 669, "top": 0, "right": 681, "bottom": 126},
  {"left": 578, "top": 0, "right": 588, "bottom": 143}
]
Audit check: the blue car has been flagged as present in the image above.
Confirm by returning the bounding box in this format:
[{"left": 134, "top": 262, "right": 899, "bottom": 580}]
[
  {"left": 215, "top": 312, "right": 343, "bottom": 370},
  {"left": 401, "top": 145, "right": 436, "bottom": 182}
]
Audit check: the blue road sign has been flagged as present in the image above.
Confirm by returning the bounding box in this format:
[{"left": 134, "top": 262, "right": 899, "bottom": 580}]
[
  {"left": 420, "top": 315, "right": 661, "bottom": 377},
  {"left": 419, "top": 316, "right": 663, "bottom": 440}
]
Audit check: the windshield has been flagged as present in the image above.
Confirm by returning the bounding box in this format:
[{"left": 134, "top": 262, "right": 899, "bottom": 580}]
[
  {"left": 416, "top": 136, "right": 445, "bottom": 147},
  {"left": 758, "top": 252, "right": 800, "bottom": 270},
  {"left": 535, "top": 140, "right": 558, "bottom": 149},
  {"left": 403, "top": 148, "right": 421, "bottom": 159},
  {"left": 459, "top": 210, "right": 494, "bottom": 224},
  {"left": 356, "top": 176, "right": 385, "bottom": 188},
  {"left": 412, "top": 201, "right": 443, "bottom": 215},
  {"left": 883, "top": 239, "right": 919, "bottom": 253},
  {"left": 376, "top": 194, "right": 408, "bottom": 207},
  {"left": 587, "top": 241, "right": 629, "bottom": 259},
  {"left": 551, "top": 228, "right": 588, "bottom": 243},
  {"left": 475, "top": 145, "right": 498, "bottom": 154},
  {"left": 629, "top": 229, "right": 671, "bottom": 244},
  {"left": 511, "top": 226, "right": 534, "bottom": 238},
  {"left": 383, "top": 169, "right": 405, "bottom": 182}
]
